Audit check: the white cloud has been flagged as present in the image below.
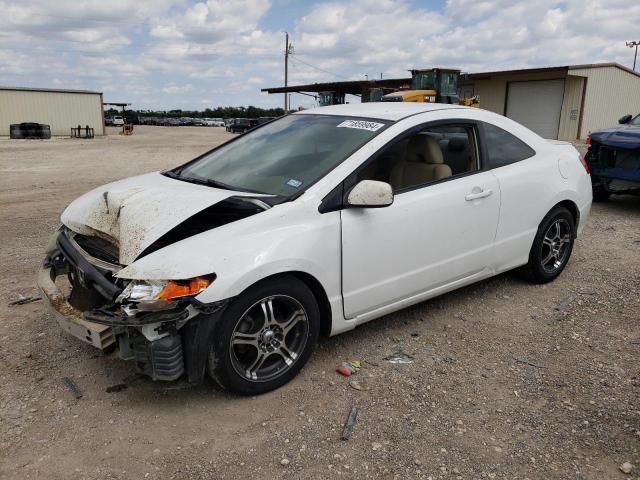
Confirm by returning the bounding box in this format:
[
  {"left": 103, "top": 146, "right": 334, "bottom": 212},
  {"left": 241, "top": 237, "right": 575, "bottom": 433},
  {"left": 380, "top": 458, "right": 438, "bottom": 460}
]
[
  {"left": 162, "top": 83, "right": 193, "bottom": 94},
  {"left": 0, "top": 0, "right": 638, "bottom": 110}
]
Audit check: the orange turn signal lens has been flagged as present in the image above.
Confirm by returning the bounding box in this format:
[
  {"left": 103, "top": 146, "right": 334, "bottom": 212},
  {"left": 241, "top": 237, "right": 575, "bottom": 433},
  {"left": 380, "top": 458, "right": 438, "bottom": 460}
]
[{"left": 155, "top": 277, "right": 211, "bottom": 301}]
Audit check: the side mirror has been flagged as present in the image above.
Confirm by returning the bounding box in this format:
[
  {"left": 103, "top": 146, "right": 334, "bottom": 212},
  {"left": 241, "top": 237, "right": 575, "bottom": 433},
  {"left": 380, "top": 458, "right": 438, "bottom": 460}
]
[
  {"left": 618, "top": 114, "right": 632, "bottom": 124},
  {"left": 347, "top": 180, "right": 394, "bottom": 208}
]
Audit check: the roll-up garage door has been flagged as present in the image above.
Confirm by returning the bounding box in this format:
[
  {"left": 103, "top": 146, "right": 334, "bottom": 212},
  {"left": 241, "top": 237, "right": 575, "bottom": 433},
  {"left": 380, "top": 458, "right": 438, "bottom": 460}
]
[{"left": 506, "top": 79, "right": 565, "bottom": 139}]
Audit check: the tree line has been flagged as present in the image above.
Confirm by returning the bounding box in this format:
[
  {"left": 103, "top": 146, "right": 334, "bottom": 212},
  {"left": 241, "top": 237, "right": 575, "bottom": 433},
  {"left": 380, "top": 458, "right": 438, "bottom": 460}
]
[{"left": 105, "top": 105, "right": 285, "bottom": 120}]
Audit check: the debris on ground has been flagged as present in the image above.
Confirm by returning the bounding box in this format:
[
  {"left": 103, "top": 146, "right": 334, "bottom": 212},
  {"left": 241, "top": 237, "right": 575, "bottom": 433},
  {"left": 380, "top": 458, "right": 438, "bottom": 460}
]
[
  {"left": 63, "top": 377, "right": 82, "bottom": 399},
  {"left": 341, "top": 406, "right": 359, "bottom": 441},
  {"left": 512, "top": 357, "right": 546, "bottom": 369},
  {"left": 384, "top": 352, "right": 415, "bottom": 364},
  {"left": 8, "top": 295, "right": 42, "bottom": 306},
  {"left": 106, "top": 383, "right": 128, "bottom": 393},
  {"left": 620, "top": 462, "right": 633, "bottom": 474},
  {"left": 555, "top": 294, "right": 577, "bottom": 311},
  {"left": 336, "top": 360, "right": 361, "bottom": 377},
  {"left": 349, "top": 380, "right": 367, "bottom": 391}
]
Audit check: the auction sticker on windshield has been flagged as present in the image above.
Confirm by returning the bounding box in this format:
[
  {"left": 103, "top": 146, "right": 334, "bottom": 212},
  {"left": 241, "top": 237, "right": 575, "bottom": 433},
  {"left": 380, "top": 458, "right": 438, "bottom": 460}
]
[
  {"left": 337, "top": 120, "right": 385, "bottom": 132},
  {"left": 286, "top": 178, "right": 303, "bottom": 188}
]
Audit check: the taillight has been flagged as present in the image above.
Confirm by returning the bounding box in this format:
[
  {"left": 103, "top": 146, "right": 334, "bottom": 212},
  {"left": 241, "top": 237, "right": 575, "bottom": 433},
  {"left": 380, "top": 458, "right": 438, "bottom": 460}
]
[
  {"left": 579, "top": 155, "right": 590, "bottom": 174},
  {"left": 585, "top": 135, "right": 590, "bottom": 145}
]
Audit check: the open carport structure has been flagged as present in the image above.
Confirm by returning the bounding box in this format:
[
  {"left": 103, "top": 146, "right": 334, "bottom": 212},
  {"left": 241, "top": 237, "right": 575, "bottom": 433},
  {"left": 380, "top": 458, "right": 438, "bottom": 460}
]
[{"left": 261, "top": 77, "right": 411, "bottom": 103}]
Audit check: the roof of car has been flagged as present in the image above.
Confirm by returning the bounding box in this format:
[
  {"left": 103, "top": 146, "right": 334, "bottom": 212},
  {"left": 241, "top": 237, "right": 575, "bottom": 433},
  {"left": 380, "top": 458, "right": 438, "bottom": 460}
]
[{"left": 294, "top": 103, "right": 468, "bottom": 122}]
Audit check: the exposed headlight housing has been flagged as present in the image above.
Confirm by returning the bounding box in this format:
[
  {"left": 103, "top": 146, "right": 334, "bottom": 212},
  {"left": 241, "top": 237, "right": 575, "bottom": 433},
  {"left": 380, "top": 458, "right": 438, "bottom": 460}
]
[{"left": 116, "top": 277, "right": 213, "bottom": 311}]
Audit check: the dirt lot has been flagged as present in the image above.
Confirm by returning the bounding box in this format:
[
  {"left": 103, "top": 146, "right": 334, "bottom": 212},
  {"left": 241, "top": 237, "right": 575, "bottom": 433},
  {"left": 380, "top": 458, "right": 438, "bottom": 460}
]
[{"left": 1, "top": 126, "right": 639, "bottom": 480}]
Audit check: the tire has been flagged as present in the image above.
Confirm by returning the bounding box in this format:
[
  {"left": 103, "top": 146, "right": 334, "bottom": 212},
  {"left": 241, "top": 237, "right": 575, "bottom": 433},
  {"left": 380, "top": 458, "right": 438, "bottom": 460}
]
[
  {"left": 207, "top": 276, "right": 320, "bottom": 394},
  {"left": 520, "top": 206, "right": 575, "bottom": 284}
]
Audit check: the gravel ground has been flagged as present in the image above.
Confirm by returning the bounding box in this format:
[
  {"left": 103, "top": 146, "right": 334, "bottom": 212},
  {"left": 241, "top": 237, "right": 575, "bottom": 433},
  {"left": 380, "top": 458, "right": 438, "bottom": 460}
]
[{"left": 1, "top": 126, "right": 638, "bottom": 480}]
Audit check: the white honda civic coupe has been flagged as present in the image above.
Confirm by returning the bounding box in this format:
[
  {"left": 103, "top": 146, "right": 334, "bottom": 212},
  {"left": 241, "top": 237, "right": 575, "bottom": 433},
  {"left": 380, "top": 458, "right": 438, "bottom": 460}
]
[{"left": 38, "top": 103, "right": 592, "bottom": 394}]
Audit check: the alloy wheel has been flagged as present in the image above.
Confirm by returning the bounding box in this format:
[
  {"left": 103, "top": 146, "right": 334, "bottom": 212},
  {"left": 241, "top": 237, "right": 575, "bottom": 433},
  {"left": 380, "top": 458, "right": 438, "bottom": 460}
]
[
  {"left": 229, "top": 295, "right": 309, "bottom": 382},
  {"left": 540, "top": 218, "right": 572, "bottom": 273}
]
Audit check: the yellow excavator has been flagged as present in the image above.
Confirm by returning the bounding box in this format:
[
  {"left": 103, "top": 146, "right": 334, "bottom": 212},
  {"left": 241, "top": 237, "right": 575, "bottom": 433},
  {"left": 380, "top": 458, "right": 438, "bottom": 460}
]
[{"left": 379, "top": 67, "right": 479, "bottom": 107}]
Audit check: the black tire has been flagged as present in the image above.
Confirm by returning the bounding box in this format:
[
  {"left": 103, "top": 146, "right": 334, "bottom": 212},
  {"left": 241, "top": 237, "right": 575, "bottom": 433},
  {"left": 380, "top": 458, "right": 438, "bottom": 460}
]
[
  {"left": 520, "top": 206, "right": 575, "bottom": 284},
  {"left": 207, "top": 276, "right": 320, "bottom": 395}
]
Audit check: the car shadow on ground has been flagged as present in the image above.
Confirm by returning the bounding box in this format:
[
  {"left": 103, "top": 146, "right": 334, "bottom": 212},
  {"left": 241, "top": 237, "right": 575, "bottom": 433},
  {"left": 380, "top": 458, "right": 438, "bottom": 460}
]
[{"left": 597, "top": 194, "right": 640, "bottom": 215}]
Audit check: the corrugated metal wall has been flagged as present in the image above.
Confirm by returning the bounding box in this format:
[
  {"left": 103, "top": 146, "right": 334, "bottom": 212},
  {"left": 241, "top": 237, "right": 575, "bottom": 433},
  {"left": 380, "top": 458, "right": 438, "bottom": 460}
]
[
  {"left": 570, "top": 66, "right": 640, "bottom": 139},
  {"left": 0, "top": 89, "right": 104, "bottom": 136},
  {"left": 558, "top": 75, "right": 584, "bottom": 141},
  {"left": 470, "top": 70, "right": 569, "bottom": 116}
]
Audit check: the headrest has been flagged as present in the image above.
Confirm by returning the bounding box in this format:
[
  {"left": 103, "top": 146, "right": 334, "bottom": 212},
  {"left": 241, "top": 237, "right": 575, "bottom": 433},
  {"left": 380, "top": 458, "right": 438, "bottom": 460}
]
[
  {"left": 406, "top": 135, "right": 444, "bottom": 164},
  {"left": 448, "top": 135, "right": 468, "bottom": 152}
]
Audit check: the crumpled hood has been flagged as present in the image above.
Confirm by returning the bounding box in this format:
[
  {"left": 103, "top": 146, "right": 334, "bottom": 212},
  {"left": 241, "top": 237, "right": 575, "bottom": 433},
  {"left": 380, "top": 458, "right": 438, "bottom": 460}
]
[
  {"left": 61, "top": 171, "right": 256, "bottom": 264},
  {"left": 590, "top": 124, "right": 640, "bottom": 150}
]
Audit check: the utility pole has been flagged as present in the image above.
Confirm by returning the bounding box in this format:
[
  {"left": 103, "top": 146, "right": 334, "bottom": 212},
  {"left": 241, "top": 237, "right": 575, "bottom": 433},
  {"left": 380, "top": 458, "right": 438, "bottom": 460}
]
[
  {"left": 627, "top": 41, "right": 639, "bottom": 71},
  {"left": 283, "top": 32, "right": 294, "bottom": 112}
]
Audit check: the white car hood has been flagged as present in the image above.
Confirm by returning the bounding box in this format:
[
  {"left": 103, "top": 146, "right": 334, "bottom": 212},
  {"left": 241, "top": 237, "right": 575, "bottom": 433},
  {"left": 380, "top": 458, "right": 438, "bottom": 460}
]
[{"left": 61, "top": 171, "right": 257, "bottom": 264}]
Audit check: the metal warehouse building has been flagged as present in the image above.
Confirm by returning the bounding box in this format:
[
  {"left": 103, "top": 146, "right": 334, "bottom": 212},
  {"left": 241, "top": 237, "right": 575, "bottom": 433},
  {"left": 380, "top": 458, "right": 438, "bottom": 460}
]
[
  {"left": 458, "top": 63, "right": 640, "bottom": 141},
  {"left": 0, "top": 87, "right": 105, "bottom": 136},
  {"left": 263, "top": 62, "right": 640, "bottom": 141}
]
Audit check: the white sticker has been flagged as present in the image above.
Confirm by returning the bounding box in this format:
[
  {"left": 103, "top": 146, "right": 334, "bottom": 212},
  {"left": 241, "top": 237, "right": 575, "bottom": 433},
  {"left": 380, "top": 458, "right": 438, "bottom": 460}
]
[
  {"left": 336, "top": 120, "right": 385, "bottom": 132},
  {"left": 285, "top": 178, "right": 303, "bottom": 188}
]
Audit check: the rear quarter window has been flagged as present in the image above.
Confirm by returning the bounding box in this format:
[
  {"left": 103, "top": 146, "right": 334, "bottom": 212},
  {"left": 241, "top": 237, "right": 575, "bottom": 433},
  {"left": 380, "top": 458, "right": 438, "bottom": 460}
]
[{"left": 481, "top": 122, "right": 536, "bottom": 169}]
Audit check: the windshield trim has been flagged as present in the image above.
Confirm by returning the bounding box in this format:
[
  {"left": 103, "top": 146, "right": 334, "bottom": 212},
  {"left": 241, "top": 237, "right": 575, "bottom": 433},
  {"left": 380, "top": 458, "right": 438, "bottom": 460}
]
[{"left": 163, "top": 113, "right": 394, "bottom": 201}]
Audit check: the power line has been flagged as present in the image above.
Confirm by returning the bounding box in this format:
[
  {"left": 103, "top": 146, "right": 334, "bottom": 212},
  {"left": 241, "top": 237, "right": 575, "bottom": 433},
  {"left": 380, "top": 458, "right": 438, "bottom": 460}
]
[
  {"left": 26, "top": 12, "right": 172, "bottom": 28},
  {"left": 288, "top": 54, "right": 349, "bottom": 80}
]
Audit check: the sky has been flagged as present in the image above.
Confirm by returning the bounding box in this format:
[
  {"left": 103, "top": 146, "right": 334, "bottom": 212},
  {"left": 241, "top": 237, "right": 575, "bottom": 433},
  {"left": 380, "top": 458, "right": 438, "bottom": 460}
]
[{"left": 0, "top": 0, "right": 638, "bottom": 110}]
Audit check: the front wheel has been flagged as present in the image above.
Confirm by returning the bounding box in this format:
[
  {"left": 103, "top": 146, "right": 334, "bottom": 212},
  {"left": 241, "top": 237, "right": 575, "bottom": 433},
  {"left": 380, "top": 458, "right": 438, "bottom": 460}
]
[
  {"left": 520, "top": 207, "right": 575, "bottom": 284},
  {"left": 208, "top": 276, "right": 320, "bottom": 394}
]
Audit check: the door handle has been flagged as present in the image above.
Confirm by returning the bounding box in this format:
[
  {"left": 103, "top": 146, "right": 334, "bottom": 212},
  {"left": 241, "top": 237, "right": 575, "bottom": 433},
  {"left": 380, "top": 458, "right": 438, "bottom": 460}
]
[{"left": 465, "top": 189, "right": 493, "bottom": 201}]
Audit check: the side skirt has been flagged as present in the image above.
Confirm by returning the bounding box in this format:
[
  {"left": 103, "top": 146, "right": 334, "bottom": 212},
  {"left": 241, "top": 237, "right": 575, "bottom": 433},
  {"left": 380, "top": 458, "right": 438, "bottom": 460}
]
[{"left": 351, "top": 268, "right": 495, "bottom": 327}]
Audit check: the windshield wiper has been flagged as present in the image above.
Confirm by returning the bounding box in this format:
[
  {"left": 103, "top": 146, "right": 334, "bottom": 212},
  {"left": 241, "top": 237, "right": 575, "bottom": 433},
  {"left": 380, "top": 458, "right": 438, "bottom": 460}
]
[{"left": 164, "top": 170, "right": 235, "bottom": 191}]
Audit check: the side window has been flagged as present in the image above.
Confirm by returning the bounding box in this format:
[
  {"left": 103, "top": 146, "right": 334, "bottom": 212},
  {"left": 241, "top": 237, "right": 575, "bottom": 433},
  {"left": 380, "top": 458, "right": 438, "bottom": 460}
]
[
  {"left": 482, "top": 122, "right": 536, "bottom": 169},
  {"left": 358, "top": 124, "right": 479, "bottom": 192}
]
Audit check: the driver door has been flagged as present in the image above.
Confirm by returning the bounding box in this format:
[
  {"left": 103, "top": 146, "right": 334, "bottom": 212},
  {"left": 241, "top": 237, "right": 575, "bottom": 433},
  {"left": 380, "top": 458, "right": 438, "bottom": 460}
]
[{"left": 341, "top": 123, "right": 500, "bottom": 319}]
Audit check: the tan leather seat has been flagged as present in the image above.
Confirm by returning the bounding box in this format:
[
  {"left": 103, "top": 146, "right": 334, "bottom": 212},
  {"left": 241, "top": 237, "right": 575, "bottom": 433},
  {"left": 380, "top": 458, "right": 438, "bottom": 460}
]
[{"left": 390, "top": 135, "right": 452, "bottom": 190}]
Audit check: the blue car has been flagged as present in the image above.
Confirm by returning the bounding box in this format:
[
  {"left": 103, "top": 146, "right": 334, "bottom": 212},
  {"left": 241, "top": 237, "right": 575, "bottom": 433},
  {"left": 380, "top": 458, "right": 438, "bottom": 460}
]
[{"left": 585, "top": 113, "right": 640, "bottom": 201}]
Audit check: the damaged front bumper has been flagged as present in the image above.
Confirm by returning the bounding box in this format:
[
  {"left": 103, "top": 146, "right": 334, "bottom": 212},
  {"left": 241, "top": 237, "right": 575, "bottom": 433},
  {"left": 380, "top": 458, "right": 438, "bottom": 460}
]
[{"left": 37, "top": 228, "right": 228, "bottom": 383}]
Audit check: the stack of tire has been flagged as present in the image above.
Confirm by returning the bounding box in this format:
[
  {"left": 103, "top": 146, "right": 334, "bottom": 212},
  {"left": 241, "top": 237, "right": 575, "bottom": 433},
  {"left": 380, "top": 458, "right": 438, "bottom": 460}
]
[{"left": 9, "top": 123, "right": 51, "bottom": 139}]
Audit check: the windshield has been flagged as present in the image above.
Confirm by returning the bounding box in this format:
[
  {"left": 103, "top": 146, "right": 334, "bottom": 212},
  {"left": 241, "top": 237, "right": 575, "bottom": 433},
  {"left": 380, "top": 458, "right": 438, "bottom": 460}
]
[
  {"left": 440, "top": 71, "right": 458, "bottom": 95},
  {"left": 412, "top": 72, "right": 436, "bottom": 90},
  {"left": 174, "top": 114, "right": 388, "bottom": 196}
]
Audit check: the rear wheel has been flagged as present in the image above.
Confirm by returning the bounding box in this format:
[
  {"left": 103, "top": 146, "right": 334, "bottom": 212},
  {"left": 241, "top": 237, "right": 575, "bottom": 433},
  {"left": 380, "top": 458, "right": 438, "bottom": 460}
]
[
  {"left": 520, "top": 207, "right": 575, "bottom": 283},
  {"left": 208, "top": 276, "right": 320, "bottom": 394}
]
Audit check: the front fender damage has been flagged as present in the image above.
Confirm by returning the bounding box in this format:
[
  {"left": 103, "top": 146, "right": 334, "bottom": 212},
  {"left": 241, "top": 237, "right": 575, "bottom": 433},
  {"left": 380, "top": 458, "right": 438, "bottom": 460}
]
[
  {"left": 42, "top": 181, "right": 274, "bottom": 383},
  {"left": 85, "top": 299, "right": 230, "bottom": 383},
  {"left": 38, "top": 227, "right": 233, "bottom": 383}
]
